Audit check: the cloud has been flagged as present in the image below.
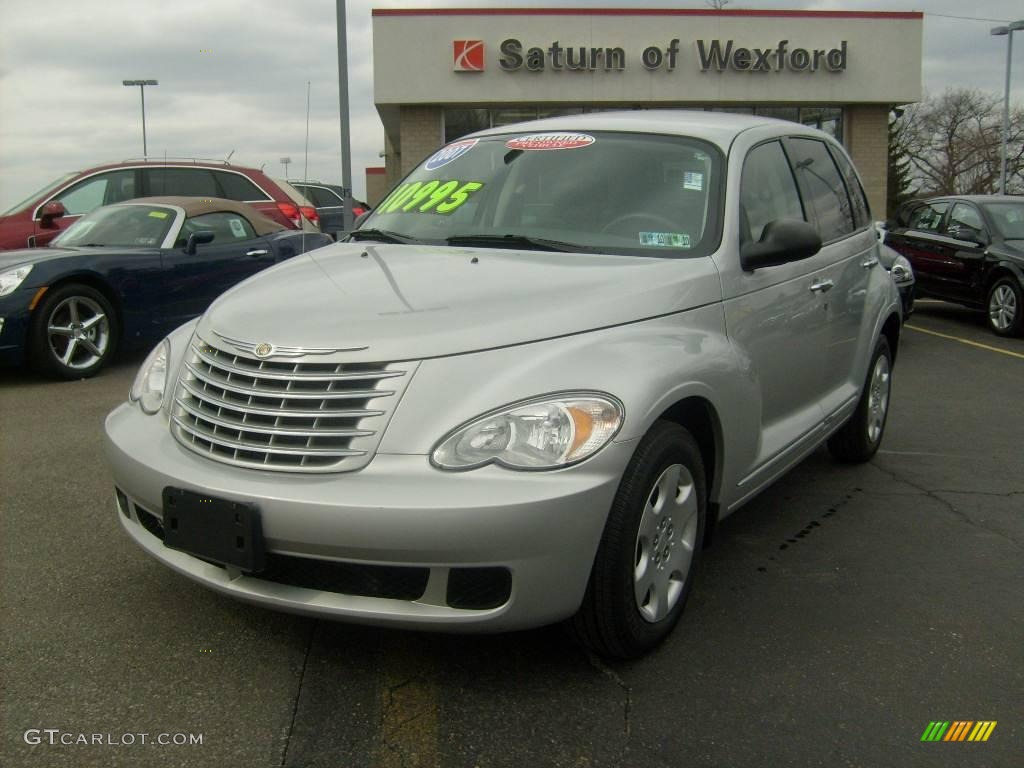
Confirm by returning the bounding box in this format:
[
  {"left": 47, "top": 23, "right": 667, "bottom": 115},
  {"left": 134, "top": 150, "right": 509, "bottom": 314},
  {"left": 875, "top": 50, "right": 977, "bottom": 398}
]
[{"left": 2, "top": 0, "right": 1023, "bottom": 210}]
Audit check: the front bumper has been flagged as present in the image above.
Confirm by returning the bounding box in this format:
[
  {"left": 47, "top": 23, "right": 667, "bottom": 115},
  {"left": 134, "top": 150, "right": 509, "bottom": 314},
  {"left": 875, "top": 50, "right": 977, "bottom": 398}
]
[
  {"left": 104, "top": 403, "right": 635, "bottom": 632},
  {"left": 0, "top": 289, "right": 32, "bottom": 367}
]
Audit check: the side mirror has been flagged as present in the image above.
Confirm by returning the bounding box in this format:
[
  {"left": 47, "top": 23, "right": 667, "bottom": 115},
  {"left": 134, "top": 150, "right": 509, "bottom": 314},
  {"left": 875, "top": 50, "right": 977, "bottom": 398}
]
[
  {"left": 740, "top": 219, "right": 822, "bottom": 271},
  {"left": 184, "top": 230, "right": 216, "bottom": 255},
  {"left": 38, "top": 201, "right": 67, "bottom": 228},
  {"left": 947, "top": 225, "right": 988, "bottom": 246}
]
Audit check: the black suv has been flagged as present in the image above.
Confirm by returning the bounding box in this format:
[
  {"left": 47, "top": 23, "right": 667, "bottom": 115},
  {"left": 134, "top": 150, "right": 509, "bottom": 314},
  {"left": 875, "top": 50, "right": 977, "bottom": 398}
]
[
  {"left": 885, "top": 195, "right": 1024, "bottom": 336},
  {"left": 288, "top": 181, "right": 368, "bottom": 239}
]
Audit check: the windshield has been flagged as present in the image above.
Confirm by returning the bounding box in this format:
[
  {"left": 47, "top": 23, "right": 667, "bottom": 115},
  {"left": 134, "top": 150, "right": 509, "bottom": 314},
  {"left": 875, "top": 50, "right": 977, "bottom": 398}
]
[
  {"left": 982, "top": 201, "right": 1024, "bottom": 241},
  {"left": 53, "top": 204, "right": 176, "bottom": 248},
  {"left": 2, "top": 173, "right": 78, "bottom": 216},
  {"left": 360, "top": 131, "right": 722, "bottom": 257}
]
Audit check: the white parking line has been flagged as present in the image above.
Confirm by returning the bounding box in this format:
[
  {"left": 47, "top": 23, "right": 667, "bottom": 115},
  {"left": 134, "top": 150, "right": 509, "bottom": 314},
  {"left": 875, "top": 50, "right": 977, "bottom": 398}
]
[{"left": 905, "top": 325, "right": 1024, "bottom": 360}]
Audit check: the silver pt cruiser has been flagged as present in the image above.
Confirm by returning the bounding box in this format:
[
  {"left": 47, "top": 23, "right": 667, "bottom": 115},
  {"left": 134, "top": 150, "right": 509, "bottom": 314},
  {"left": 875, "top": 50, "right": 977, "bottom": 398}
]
[{"left": 105, "top": 112, "right": 901, "bottom": 658}]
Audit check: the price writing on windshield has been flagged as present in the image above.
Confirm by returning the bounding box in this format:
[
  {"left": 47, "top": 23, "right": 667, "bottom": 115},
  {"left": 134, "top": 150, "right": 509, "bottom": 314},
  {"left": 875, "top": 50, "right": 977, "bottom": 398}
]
[{"left": 377, "top": 180, "right": 484, "bottom": 215}]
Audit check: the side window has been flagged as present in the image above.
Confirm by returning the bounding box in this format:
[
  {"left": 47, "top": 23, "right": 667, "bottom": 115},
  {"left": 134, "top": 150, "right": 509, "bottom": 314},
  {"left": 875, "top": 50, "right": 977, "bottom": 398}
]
[
  {"left": 215, "top": 171, "right": 270, "bottom": 202},
  {"left": 739, "top": 141, "right": 805, "bottom": 244},
  {"left": 945, "top": 203, "right": 986, "bottom": 242},
  {"left": 52, "top": 170, "right": 136, "bottom": 216},
  {"left": 177, "top": 212, "right": 257, "bottom": 247},
  {"left": 829, "top": 146, "right": 871, "bottom": 228},
  {"left": 144, "top": 168, "right": 219, "bottom": 197},
  {"left": 787, "top": 138, "right": 855, "bottom": 242},
  {"left": 907, "top": 201, "right": 949, "bottom": 232}
]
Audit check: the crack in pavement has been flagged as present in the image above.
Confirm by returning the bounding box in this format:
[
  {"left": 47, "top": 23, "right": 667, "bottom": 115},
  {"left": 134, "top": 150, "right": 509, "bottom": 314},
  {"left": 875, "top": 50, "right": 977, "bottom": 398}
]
[
  {"left": 584, "top": 651, "right": 632, "bottom": 738},
  {"left": 869, "top": 461, "right": 1023, "bottom": 549},
  {"left": 279, "top": 620, "right": 318, "bottom": 767}
]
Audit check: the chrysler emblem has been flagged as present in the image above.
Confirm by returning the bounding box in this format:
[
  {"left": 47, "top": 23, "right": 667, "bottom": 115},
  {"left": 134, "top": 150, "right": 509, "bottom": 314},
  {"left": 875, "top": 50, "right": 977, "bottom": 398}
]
[{"left": 254, "top": 343, "right": 273, "bottom": 358}]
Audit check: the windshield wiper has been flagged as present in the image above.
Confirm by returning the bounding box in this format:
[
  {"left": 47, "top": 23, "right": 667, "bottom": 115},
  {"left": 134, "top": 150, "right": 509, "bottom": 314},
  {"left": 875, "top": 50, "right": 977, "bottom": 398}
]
[
  {"left": 445, "top": 233, "right": 593, "bottom": 253},
  {"left": 347, "top": 228, "right": 417, "bottom": 244}
]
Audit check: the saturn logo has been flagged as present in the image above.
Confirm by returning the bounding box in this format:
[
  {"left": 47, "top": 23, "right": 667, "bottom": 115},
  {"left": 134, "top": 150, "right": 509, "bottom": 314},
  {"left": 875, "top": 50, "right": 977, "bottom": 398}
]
[
  {"left": 254, "top": 343, "right": 273, "bottom": 358},
  {"left": 453, "top": 40, "right": 485, "bottom": 72}
]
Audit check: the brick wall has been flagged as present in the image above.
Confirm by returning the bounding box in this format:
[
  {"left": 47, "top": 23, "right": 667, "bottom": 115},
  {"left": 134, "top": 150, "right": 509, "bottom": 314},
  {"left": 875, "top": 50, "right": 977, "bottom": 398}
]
[
  {"left": 845, "top": 105, "right": 889, "bottom": 220},
  {"left": 399, "top": 106, "right": 444, "bottom": 175}
]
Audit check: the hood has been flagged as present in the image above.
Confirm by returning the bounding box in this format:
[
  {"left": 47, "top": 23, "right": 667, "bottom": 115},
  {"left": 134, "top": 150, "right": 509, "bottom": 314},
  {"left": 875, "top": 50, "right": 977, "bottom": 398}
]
[
  {"left": 0, "top": 247, "right": 81, "bottom": 269},
  {"left": 196, "top": 242, "right": 723, "bottom": 362}
]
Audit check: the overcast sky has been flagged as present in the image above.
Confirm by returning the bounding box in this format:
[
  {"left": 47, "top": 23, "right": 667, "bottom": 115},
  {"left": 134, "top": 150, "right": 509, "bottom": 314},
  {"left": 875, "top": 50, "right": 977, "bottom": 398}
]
[{"left": 1, "top": 0, "right": 1022, "bottom": 211}]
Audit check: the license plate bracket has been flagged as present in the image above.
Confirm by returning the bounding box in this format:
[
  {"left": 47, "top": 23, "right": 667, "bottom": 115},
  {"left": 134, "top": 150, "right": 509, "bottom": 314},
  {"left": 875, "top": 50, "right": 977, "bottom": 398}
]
[{"left": 162, "top": 487, "right": 265, "bottom": 572}]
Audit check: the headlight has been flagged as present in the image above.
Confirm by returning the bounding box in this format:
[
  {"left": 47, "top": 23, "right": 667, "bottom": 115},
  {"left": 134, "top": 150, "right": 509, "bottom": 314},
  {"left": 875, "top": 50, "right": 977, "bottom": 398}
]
[
  {"left": 0, "top": 264, "right": 33, "bottom": 297},
  {"left": 432, "top": 393, "right": 624, "bottom": 471},
  {"left": 890, "top": 255, "right": 914, "bottom": 286},
  {"left": 129, "top": 338, "right": 170, "bottom": 414}
]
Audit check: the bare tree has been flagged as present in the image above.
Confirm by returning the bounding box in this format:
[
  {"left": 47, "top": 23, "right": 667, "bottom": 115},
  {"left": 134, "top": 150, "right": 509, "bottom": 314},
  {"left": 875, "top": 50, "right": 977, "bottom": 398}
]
[
  {"left": 899, "top": 88, "right": 1024, "bottom": 196},
  {"left": 706, "top": 1, "right": 731, "bottom": 9}
]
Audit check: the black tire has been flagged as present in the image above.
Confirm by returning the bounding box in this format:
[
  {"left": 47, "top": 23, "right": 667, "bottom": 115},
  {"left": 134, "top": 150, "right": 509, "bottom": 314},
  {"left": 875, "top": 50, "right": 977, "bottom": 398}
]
[
  {"left": 30, "top": 283, "right": 119, "bottom": 380},
  {"left": 827, "top": 336, "right": 892, "bottom": 463},
  {"left": 986, "top": 276, "right": 1023, "bottom": 337},
  {"left": 568, "top": 421, "right": 707, "bottom": 659}
]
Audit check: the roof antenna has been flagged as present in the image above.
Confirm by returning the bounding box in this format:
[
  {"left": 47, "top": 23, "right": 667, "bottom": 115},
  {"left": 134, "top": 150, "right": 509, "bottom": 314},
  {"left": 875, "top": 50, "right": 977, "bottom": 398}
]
[{"left": 225, "top": 149, "right": 235, "bottom": 164}]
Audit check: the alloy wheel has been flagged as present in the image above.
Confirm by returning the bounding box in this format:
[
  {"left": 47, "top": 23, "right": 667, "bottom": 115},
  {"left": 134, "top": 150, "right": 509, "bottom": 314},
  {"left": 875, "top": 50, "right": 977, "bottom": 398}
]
[
  {"left": 47, "top": 295, "right": 110, "bottom": 370},
  {"left": 989, "top": 284, "right": 1017, "bottom": 332},
  {"left": 866, "top": 354, "right": 891, "bottom": 444}
]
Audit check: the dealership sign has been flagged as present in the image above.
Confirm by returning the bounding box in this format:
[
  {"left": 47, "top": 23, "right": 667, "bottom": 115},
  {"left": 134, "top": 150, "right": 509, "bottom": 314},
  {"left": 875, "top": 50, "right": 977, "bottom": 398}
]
[{"left": 453, "top": 38, "right": 848, "bottom": 73}]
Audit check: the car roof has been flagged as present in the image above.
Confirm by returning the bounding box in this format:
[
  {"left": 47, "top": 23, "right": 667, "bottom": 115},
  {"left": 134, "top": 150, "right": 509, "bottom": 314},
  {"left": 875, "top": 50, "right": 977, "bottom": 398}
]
[
  {"left": 926, "top": 195, "right": 1022, "bottom": 204},
  {"left": 116, "top": 196, "right": 285, "bottom": 235},
  {"left": 468, "top": 109, "right": 827, "bottom": 151},
  {"left": 73, "top": 159, "right": 267, "bottom": 175}
]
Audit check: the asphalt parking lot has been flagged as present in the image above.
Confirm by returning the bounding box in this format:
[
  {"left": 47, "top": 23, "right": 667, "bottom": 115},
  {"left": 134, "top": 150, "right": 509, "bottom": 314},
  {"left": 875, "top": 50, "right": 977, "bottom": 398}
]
[{"left": 1, "top": 300, "right": 1021, "bottom": 768}]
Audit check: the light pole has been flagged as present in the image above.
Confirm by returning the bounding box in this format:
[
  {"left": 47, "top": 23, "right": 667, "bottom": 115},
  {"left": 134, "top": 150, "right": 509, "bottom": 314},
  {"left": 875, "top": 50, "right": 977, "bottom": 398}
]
[
  {"left": 336, "top": 0, "right": 354, "bottom": 233},
  {"left": 281, "top": 157, "right": 292, "bottom": 178},
  {"left": 991, "top": 21, "right": 1024, "bottom": 195},
  {"left": 122, "top": 79, "right": 158, "bottom": 157}
]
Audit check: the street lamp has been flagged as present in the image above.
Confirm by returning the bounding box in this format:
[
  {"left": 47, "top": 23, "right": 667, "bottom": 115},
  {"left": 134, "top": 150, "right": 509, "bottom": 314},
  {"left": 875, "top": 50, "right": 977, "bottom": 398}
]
[
  {"left": 122, "top": 79, "right": 158, "bottom": 157},
  {"left": 991, "top": 21, "right": 1024, "bottom": 195},
  {"left": 280, "top": 157, "right": 292, "bottom": 178}
]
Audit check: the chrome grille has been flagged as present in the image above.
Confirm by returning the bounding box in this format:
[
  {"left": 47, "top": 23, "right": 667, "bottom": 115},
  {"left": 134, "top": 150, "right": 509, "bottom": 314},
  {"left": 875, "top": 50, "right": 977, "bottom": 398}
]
[{"left": 171, "top": 337, "right": 415, "bottom": 472}]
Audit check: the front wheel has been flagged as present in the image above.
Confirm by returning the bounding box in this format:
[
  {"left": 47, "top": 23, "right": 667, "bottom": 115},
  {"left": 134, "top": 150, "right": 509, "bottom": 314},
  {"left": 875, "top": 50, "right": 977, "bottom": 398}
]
[
  {"left": 30, "top": 284, "right": 118, "bottom": 379},
  {"left": 987, "top": 277, "right": 1022, "bottom": 337},
  {"left": 569, "top": 421, "right": 706, "bottom": 659},
  {"left": 827, "top": 336, "right": 892, "bottom": 463}
]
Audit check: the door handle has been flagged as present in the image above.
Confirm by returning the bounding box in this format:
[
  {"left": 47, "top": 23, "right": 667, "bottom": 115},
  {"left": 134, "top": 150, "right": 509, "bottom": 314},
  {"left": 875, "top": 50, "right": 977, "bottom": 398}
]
[
  {"left": 810, "top": 279, "right": 834, "bottom": 293},
  {"left": 245, "top": 249, "right": 269, "bottom": 257},
  {"left": 860, "top": 257, "right": 879, "bottom": 269}
]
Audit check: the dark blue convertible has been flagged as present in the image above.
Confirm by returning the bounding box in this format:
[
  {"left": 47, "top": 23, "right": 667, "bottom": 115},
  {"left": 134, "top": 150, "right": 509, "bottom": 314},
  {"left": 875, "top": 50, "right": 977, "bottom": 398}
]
[{"left": 0, "top": 197, "right": 332, "bottom": 378}]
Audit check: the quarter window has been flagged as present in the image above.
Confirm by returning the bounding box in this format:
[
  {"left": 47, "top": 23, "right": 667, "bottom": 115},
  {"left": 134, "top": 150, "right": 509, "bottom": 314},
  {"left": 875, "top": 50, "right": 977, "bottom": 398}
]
[
  {"left": 787, "top": 138, "right": 855, "bottom": 242},
  {"left": 215, "top": 172, "right": 269, "bottom": 202},
  {"left": 739, "top": 141, "right": 805, "bottom": 244}
]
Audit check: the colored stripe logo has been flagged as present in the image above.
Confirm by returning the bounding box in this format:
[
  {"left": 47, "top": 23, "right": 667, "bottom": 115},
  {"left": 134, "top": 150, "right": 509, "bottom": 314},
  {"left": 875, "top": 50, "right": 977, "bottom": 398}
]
[{"left": 921, "top": 721, "right": 997, "bottom": 742}]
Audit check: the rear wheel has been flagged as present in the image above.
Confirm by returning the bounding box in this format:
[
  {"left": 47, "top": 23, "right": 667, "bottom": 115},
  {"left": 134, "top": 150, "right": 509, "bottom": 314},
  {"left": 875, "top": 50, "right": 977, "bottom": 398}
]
[
  {"left": 827, "top": 336, "right": 892, "bottom": 463},
  {"left": 569, "top": 421, "right": 706, "bottom": 659},
  {"left": 30, "top": 284, "right": 118, "bottom": 379},
  {"left": 987, "top": 277, "right": 1022, "bottom": 337}
]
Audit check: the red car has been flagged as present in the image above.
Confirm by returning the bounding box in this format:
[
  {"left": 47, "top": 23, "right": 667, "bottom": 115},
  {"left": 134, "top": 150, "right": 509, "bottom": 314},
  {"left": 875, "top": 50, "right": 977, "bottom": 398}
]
[{"left": 0, "top": 159, "right": 310, "bottom": 250}]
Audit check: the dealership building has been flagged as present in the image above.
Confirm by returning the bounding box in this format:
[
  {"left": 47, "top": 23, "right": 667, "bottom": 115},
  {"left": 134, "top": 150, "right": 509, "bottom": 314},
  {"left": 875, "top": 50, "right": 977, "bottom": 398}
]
[{"left": 368, "top": 7, "right": 923, "bottom": 216}]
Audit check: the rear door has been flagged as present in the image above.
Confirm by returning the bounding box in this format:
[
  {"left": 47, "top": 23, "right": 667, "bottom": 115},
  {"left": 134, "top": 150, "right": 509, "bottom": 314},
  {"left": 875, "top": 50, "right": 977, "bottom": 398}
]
[
  {"left": 784, "top": 136, "right": 875, "bottom": 421},
  {"left": 938, "top": 201, "right": 990, "bottom": 305},
  {"left": 886, "top": 200, "right": 951, "bottom": 297},
  {"left": 158, "top": 211, "right": 277, "bottom": 330}
]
